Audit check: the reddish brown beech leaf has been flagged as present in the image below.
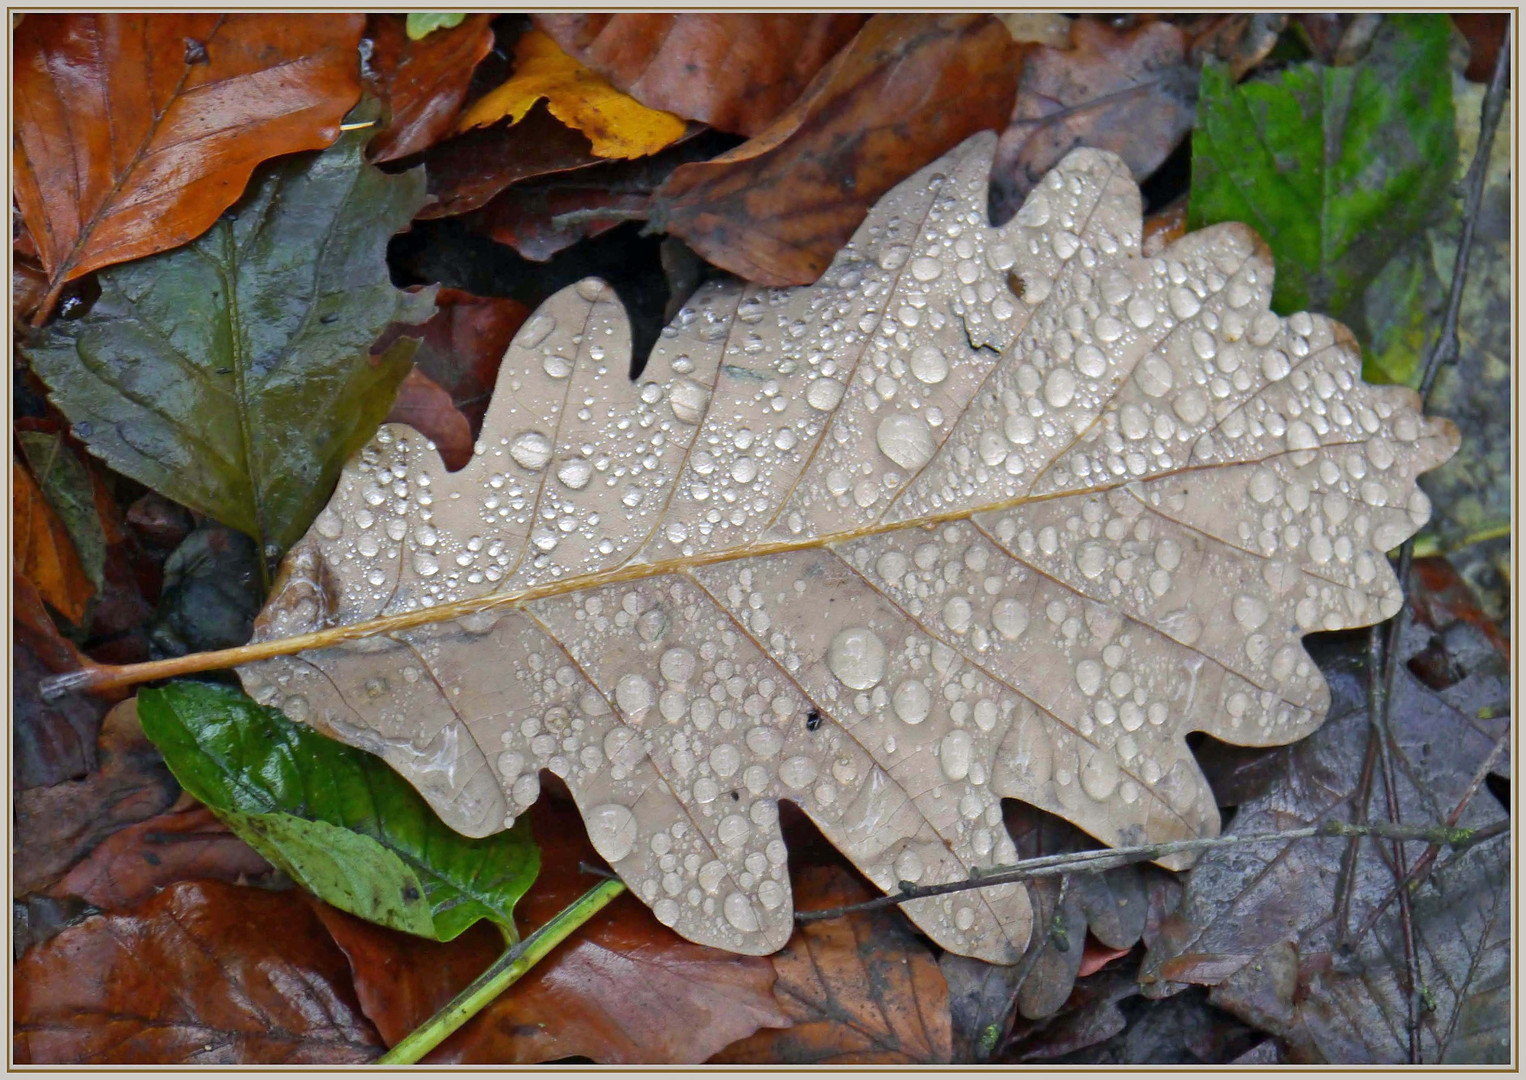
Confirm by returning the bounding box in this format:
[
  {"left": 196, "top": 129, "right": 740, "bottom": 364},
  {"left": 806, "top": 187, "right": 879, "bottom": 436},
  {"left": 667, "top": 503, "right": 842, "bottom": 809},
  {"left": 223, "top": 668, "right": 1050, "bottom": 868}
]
[
  {"left": 412, "top": 104, "right": 604, "bottom": 219},
  {"left": 534, "top": 14, "right": 870, "bottom": 136},
  {"left": 15, "top": 460, "right": 92, "bottom": 624},
  {"left": 14, "top": 14, "right": 364, "bottom": 317},
  {"left": 14, "top": 698, "right": 179, "bottom": 895},
  {"left": 47, "top": 802, "right": 273, "bottom": 913},
  {"left": 649, "top": 13, "right": 1021, "bottom": 286},
  {"left": 713, "top": 865, "right": 953, "bottom": 1064},
  {"left": 384, "top": 368, "right": 476, "bottom": 471},
  {"left": 15, "top": 880, "right": 383, "bottom": 1064},
  {"left": 365, "top": 13, "right": 496, "bottom": 162},
  {"left": 321, "top": 796, "right": 789, "bottom": 1063},
  {"left": 474, "top": 185, "right": 651, "bottom": 261},
  {"left": 990, "top": 18, "right": 1197, "bottom": 225}
]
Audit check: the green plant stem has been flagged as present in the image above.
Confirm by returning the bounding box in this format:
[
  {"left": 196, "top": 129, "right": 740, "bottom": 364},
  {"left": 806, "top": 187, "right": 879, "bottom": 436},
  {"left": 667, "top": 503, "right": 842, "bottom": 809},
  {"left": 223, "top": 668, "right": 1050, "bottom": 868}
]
[{"left": 378, "top": 879, "right": 626, "bottom": 1065}]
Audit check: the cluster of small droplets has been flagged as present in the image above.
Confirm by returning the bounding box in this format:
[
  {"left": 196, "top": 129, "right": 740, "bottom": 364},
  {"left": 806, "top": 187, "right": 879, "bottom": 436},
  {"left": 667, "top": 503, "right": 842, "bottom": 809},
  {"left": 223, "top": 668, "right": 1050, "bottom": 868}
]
[{"left": 241, "top": 134, "right": 1457, "bottom": 964}]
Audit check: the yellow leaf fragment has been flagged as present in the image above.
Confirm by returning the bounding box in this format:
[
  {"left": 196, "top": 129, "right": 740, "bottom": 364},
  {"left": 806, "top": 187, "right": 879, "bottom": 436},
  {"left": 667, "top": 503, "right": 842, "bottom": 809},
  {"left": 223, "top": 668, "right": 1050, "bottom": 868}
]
[{"left": 456, "top": 29, "right": 686, "bottom": 159}]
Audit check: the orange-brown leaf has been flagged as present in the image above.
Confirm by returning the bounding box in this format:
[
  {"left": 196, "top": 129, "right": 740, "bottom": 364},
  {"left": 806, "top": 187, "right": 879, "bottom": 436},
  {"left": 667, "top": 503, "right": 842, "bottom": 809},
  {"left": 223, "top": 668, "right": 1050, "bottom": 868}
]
[
  {"left": 384, "top": 367, "right": 475, "bottom": 471},
  {"left": 650, "top": 14, "right": 1021, "bottom": 286},
  {"left": 14, "top": 14, "right": 364, "bottom": 314},
  {"left": 713, "top": 865, "right": 954, "bottom": 1064},
  {"left": 365, "top": 13, "right": 496, "bottom": 162},
  {"left": 534, "top": 14, "right": 870, "bottom": 136},
  {"left": 14, "top": 460, "right": 92, "bottom": 624},
  {"left": 15, "top": 880, "right": 383, "bottom": 1064},
  {"left": 457, "top": 29, "right": 686, "bottom": 160}
]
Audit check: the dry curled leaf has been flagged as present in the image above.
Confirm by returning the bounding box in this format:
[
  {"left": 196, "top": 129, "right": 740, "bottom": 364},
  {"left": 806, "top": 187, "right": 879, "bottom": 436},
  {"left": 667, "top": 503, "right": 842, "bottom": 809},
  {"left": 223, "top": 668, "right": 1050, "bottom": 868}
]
[
  {"left": 534, "top": 14, "right": 871, "bottom": 136},
  {"left": 241, "top": 135, "right": 1456, "bottom": 966},
  {"left": 457, "top": 28, "right": 687, "bottom": 160},
  {"left": 14, "top": 13, "right": 363, "bottom": 314}
]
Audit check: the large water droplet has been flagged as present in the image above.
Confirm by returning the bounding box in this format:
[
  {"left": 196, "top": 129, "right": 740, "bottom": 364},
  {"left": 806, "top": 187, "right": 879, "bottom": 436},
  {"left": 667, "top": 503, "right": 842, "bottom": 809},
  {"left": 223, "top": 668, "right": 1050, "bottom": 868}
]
[
  {"left": 616, "top": 673, "right": 654, "bottom": 717},
  {"left": 780, "top": 755, "right": 818, "bottom": 788},
  {"left": 939, "top": 730, "right": 973, "bottom": 781},
  {"left": 557, "top": 457, "right": 593, "bottom": 490},
  {"left": 509, "top": 431, "right": 552, "bottom": 470},
  {"left": 892, "top": 680, "right": 931, "bottom": 725},
  {"left": 991, "top": 598, "right": 1029, "bottom": 640},
  {"left": 660, "top": 647, "right": 696, "bottom": 683},
  {"left": 828, "top": 627, "right": 887, "bottom": 690},
  {"left": 724, "top": 891, "right": 760, "bottom": 932},
  {"left": 910, "top": 345, "right": 949, "bottom": 385},
  {"left": 807, "top": 378, "right": 846, "bottom": 412},
  {"left": 669, "top": 377, "right": 711, "bottom": 424},
  {"left": 587, "top": 803, "right": 638, "bottom": 862},
  {"left": 875, "top": 413, "right": 936, "bottom": 471}
]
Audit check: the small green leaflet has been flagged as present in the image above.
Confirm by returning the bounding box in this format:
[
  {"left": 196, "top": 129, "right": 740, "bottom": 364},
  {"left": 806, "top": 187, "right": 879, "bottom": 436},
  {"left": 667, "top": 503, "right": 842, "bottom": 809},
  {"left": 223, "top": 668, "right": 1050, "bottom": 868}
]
[
  {"left": 22, "top": 125, "right": 435, "bottom": 565},
  {"left": 138, "top": 681, "right": 539, "bottom": 942},
  {"left": 1188, "top": 14, "right": 1457, "bottom": 318},
  {"left": 406, "top": 13, "right": 467, "bottom": 40}
]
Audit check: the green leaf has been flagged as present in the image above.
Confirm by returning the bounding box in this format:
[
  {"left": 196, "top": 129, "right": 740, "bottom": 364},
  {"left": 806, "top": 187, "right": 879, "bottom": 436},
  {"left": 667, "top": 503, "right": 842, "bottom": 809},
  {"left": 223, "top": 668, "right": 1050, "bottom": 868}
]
[
  {"left": 406, "top": 13, "right": 466, "bottom": 40},
  {"left": 17, "top": 430, "right": 107, "bottom": 594},
  {"left": 21, "top": 126, "right": 435, "bottom": 562},
  {"left": 137, "top": 681, "right": 539, "bottom": 941},
  {"left": 1188, "top": 14, "right": 1457, "bottom": 317}
]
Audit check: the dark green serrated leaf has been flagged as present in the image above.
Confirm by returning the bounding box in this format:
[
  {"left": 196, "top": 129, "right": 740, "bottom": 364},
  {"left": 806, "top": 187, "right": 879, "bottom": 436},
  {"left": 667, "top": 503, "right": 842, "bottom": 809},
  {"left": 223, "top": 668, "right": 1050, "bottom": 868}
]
[
  {"left": 1188, "top": 14, "right": 1457, "bottom": 318},
  {"left": 137, "top": 681, "right": 538, "bottom": 942},
  {"left": 406, "top": 12, "right": 466, "bottom": 40},
  {"left": 17, "top": 430, "right": 106, "bottom": 594},
  {"left": 22, "top": 127, "right": 435, "bottom": 562}
]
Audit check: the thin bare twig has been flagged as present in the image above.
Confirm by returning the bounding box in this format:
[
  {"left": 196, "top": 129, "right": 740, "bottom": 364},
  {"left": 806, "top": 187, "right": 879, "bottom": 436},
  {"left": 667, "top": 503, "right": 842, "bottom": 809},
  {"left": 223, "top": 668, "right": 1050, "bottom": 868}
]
[{"left": 795, "top": 819, "right": 1504, "bottom": 924}]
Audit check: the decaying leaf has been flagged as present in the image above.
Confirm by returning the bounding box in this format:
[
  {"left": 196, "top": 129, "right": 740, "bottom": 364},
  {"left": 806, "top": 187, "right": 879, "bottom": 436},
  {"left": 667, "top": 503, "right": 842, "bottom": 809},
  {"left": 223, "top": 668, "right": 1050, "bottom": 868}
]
[
  {"left": 14, "top": 459, "right": 94, "bottom": 624},
  {"left": 364, "top": 13, "right": 497, "bottom": 163},
  {"left": 15, "top": 880, "right": 383, "bottom": 1064},
  {"left": 21, "top": 125, "right": 435, "bottom": 560},
  {"left": 648, "top": 13, "right": 1021, "bottom": 286},
  {"left": 241, "top": 134, "right": 1456, "bottom": 965},
  {"left": 13, "top": 13, "right": 364, "bottom": 314},
  {"left": 1140, "top": 619, "right": 1510, "bottom": 1063},
  {"left": 534, "top": 14, "right": 871, "bottom": 136},
  {"left": 991, "top": 18, "right": 1198, "bottom": 226},
  {"left": 713, "top": 864, "right": 953, "bottom": 1064},
  {"left": 457, "top": 29, "right": 688, "bottom": 160}
]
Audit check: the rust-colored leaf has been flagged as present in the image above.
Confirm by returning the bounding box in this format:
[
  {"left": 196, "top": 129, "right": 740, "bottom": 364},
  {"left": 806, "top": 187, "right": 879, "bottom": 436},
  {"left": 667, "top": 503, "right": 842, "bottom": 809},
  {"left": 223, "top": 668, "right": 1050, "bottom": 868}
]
[
  {"left": 649, "top": 13, "right": 1021, "bottom": 285},
  {"left": 990, "top": 18, "right": 1197, "bottom": 225},
  {"left": 713, "top": 865, "right": 953, "bottom": 1064},
  {"left": 46, "top": 802, "right": 274, "bottom": 913},
  {"left": 14, "top": 698, "right": 178, "bottom": 895},
  {"left": 15, "top": 880, "right": 383, "bottom": 1064},
  {"left": 458, "top": 29, "right": 687, "bottom": 160},
  {"left": 364, "top": 13, "right": 496, "bottom": 162},
  {"left": 535, "top": 14, "right": 870, "bottom": 136},
  {"left": 316, "top": 795, "right": 790, "bottom": 1063},
  {"left": 14, "top": 460, "right": 93, "bottom": 624},
  {"left": 14, "top": 14, "right": 364, "bottom": 316},
  {"left": 14, "top": 631, "right": 109, "bottom": 790},
  {"left": 383, "top": 368, "right": 476, "bottom": 471}
]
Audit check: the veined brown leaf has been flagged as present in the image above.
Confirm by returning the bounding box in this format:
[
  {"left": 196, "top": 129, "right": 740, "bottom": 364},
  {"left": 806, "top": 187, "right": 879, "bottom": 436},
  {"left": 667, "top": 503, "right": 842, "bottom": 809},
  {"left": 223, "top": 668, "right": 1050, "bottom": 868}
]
[{"left": 240, "top": 134, "right": 1456, "bottom": 963}]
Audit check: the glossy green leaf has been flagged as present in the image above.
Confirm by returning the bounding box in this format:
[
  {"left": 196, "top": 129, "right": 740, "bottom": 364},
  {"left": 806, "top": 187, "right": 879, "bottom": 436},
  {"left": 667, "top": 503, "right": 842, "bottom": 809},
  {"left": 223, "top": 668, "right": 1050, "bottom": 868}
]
[
  {"left": 22, "top": 126, "right": 435, "bottom": 562},
  {"left": 1188, "top": 14, "right": 1457, "bottom": 317},
  {"left": 406, "top": 13, "right": 466, "bottom": 40},
  {"left": 137, "top": 681, "right": 539, "bottom": 941}
]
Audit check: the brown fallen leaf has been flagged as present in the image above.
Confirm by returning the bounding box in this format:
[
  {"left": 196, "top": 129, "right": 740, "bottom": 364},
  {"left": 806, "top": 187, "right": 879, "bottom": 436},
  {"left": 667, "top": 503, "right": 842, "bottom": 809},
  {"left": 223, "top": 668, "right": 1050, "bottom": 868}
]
[
  {"left": 13, "top": 635, "right": 108, "bottom": 790},
  {"left": 383, "top": 368, "right": 476, "bottom": 471},
  {"left": 1452, "top": 13, "right": 1511, "bottom": 81},
  {"left": 990, "top": 18, "right": 1197, "bottom": 225},
  {"left": 317, "top": 795, "right": 790, "bottom": 1063},
  {"left": 535, "top": 14, "right": 870, "bottom": 136},
  {"left": 1000, "top": 13, "right": 1075, "bottom": 49},
  {"left": 15, "top": 880, "right": 383, "bottom": 1064},
  {"left": 14, "top": 698, "right": 178, "bottom": 895},
  {"left": 15, "top": 459, "right": 92, "bottom": 624},
  {"left": 364, "top": 13, "right": 496, "bottom": 162},
  {"left": 46, "top": 802, "right": 274, "bottom": 913},
  {"left": 713, "top": 864, "right": 953, "bottom": 1064},
  {"left": 1185, "top": 14, "right": 1287, "bottom": 81},
  {"left": 458, "top": 28, "right": 687, "bottom": 159},
  {"left": 14, "top": 13, "right": 364, "bottom": 319},
  {"left": 649, "top": 13, "right": 1021, "bottom": 285}
]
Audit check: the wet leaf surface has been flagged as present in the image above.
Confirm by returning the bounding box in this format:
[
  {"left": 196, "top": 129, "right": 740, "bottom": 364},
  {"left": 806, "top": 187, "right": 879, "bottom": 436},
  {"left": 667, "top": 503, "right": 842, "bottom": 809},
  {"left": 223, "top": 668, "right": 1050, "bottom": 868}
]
[
  {"left": 139, "top": 681, "right": 540, "bottom": 942},
  {"left": 13, "top": 639, "right": 108, "bottom": 790},
  {"left": 18, "top": 430, "right": 108, "bottom": 596},
  {"left": 1141, "top": 615, "right": 1510, "bottom": 1063},
  {"left": 1188, "top": 14, "right": 1457, "bottom": 317},
  {"left": 384, "top": 367, "right": 477, "bottom": 471},
  {"left": 535, "top": 14, "right": 870, "bottom": 136},
  {"left": 147, "top": 523, "right": 262, "bottom": 658},
  {"left": 14, "top": 14, "right": 364, "bottom": 313},
  {"left": 458, "top": 29, "right": 687, "bottom": 160},
  {"left": 649, "top": 13, "right": 1022, "bottom": 285},
  {"left": 15, "top": 880, "right": 384, "bottom": 1064},
  {"left": 364, "top": 14, "right": 496, "bottom": 163},
  {"left": 991, "top": 19, "right": 1198, "bottom": 226},
  {"left": 245, "top": 134, "right": 1454, "bottom": 964},
  {"left": 14, "top": 458, "right": 93, "bottom": 624},
  {"left": 22, "top": 126, "right": 434, "bottom": 558},
  {"left": 713, "top": 864, "right": 953, "bottom": 1064}
]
